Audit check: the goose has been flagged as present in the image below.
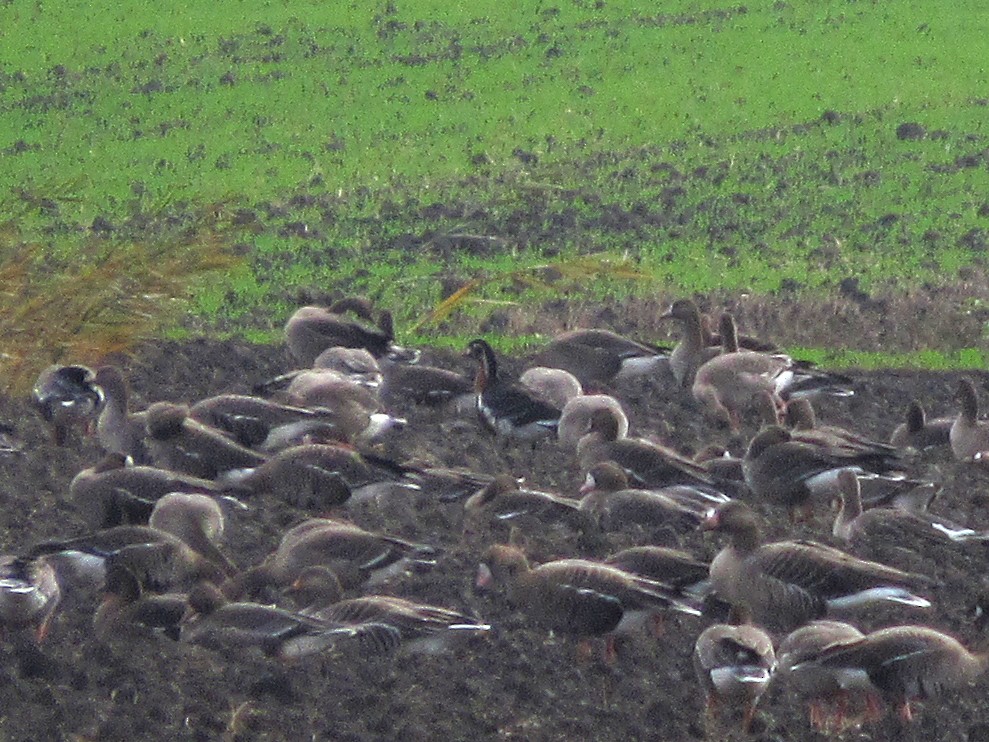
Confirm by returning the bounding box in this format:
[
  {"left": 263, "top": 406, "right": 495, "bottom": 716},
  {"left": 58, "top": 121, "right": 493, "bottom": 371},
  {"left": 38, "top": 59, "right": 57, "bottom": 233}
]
[
  {"left": 557, "top": 393, "right": 629, "bottom": 449},
  {"left": 950, "top": 378, "right": 989, "bottom": 461},
  {"left": 701, "top": 501, "right": 932, "bottom": 633},
  {"left": 832, "top": 470, "right": 988, "bottom": 552},
  {"left": 786, "top": 624, "right": 988, "bottom": 724},
  {"left": 284, "top": 298, "right": 417, "bottom": 365},
  {"left": 577, "top": 408, "right": 724, "bottom": 490},
  {"left": 692, "top": 319, "right": 853, "bottom": 431},
  {"left": 775, "top": 621, "right": 870, "bottom": 731},
  {"left": 889, "top": 399, "right": 952, "bottom": 450},
  {"left": 69, "top": 453, "right": 237, "bottom": 529},
  {"left": 179, "top": 581, "right": 400, "bottom": 660},
  {"left": 90, "top": 365, "right": 149, "bottom": 462},
  {"left": 241, "top": 518, "right": 439, "bottom": 592},
  {"left": 693, "top": 623, "right": 775, "bottom": 732},
  {"left": 465, "top": 339, "right": 561, "bottom": 441},
  {"left": 0, "top": 556, "right": 61, "bottom": 643},
  {"left": 579, "top": 462, "right": 730, "bottom": 537},
  {"left": 518, "top": 366, "right": 583, "bottom": 410},
  {"left": 31, "top": 364, "right": 103, "bottom": 445},
  {"left": 462, "top": 475, "right": 587, "bottom": 536},
  {"left": 528, "top": 328, "right": 670, "bottom": 387},
  {"left": 476, "top": 544, "right": 700, "bottom": 660},
  {"left": 144, "top": 402, "right": 267, "bottom": 480},
  {"left": 659, "top": 299, "right": 776, "bottom": 389},
  {"left": 289, "top": 566, "right": 491, "bottom": 655},
  {"left": 742, "top": 425, "right": 920, "bottom": 520}
]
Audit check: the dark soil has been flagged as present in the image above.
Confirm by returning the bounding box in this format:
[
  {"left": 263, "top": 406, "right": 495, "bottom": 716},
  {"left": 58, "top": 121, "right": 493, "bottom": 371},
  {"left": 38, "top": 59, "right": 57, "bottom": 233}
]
[{"left": 2, "top": 337, "right": 989, "bottom": 742}]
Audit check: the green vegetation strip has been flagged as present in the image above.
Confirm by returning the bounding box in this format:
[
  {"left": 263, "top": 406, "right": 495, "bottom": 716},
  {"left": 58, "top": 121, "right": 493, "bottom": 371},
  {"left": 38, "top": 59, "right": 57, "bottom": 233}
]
[{"left": 1, "top": 1, "right": 987, "bottom": 359}]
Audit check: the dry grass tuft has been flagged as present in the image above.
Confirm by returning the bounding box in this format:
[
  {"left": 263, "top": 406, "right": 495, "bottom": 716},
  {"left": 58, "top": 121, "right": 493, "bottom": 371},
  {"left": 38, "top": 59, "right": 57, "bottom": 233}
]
[
  {"left": 412, "top": 252, "right": 650, "bottom": 331},
  {"left": 0, "top": 207, "right": 241, "bottom": 396}
]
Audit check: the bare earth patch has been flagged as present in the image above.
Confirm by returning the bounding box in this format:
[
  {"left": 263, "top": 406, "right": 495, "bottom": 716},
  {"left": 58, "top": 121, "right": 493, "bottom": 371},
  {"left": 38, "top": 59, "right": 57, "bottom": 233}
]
[{"left": 0, "top": 338, "right": 987, "bottom": 741}]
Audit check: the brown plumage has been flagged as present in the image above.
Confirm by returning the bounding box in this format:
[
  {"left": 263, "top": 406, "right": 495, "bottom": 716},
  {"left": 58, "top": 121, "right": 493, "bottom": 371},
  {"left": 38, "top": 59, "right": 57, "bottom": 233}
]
[
  {"left": 579, "top": 462, "right": 729, "bottom": 538},
  {"left": 889, "top": 399, "right": 952, "bottom": 450},
  {"left": 950, "top": 378, "right": 989, "bottom": 461},
  {"left": 144, "top": 402, "right": 267, "bottom": 479},
  {"left": 0, "top": 556, "right": 61, "bottom": 643},
  {"left": 92, "top": 365, "right": 148, "bottom": 462},
  {"left": 832, "top": 470, "right": 986, "bottom": 556},
  {"left": 180, "top": 581, "right": 399, "bottom": 660},
  {"left": 528, "top": 328, "right": 670, "bottom": 387},
  {"left": 476, "top": 544, "right": 700, "bottom": 654},
  {"left": 788, "top": 624, "right": 988, "bottom": 723},
  {"left": 776, "top": 620, "right": 870, "bottom": 731},
  {"left": 693, "top": 623, "right": 775, "bottom": 732},
  {"left": 31, "top": 364, "right": 103, "bottom": 445},
  {"left": 70, "top": 453, "right": 226, "bottom": 529},
  {"left": 577, "top": 408, "right": 720, "bottom": 490},
  {"left": 284, "top": 299, "right": 412, "bottom": 365},
  {"left": 701, "top": 500, "right": 932, "bottom": 633}
]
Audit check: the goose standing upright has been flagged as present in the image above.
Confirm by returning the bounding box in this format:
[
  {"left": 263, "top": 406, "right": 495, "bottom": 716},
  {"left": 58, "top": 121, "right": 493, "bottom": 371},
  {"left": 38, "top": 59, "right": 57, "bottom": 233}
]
[{"left": 465, "top": 339, "right": 561, "bottom": 441}]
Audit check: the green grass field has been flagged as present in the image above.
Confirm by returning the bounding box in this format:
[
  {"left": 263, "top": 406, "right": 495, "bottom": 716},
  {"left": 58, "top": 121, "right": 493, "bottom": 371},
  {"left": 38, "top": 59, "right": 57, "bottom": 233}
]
[{"left": 2, "top": 0, "right": 988, "bottom": 367}]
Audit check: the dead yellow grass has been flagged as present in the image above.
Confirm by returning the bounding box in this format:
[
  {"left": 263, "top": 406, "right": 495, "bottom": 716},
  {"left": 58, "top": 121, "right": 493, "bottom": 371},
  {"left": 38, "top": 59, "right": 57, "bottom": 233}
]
[{"left": 0, "top": 210, "right": 240, "bottom": 396}]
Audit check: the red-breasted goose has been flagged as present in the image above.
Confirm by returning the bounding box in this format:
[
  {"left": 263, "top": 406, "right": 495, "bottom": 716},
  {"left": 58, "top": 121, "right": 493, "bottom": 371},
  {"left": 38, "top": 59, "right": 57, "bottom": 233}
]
[{"left": 465, "top": 339, "right": 561, "bottom": 441}]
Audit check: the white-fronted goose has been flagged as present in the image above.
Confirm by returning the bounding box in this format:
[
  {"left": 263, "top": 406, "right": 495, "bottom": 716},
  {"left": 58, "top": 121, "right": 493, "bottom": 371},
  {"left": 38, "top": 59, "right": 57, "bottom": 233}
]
[
  {"left": 465, "top": 339, "right": 561, "bottom": 441},
  {"left": 180, "top": 581, "right": 400, "bottom": 660},
  {"left": 692, "top": 332, "right": 853, "bottom": 431},
  {"left": 577, "top": 408, "right": 723, "bottom": 490},
  {"left": 284, "top": 298, "right": 417, "bottom": 365},
  {"left": 463, "top": 475, "right": 586, "bottom": 536},
  {"left": 743, "top": 425, "right": 916, "bottom": 519},
  {"left": 27, "top": 524, "right": 231, "bottom": 594},
  {"left": 291, "top": 567, "right": 491, "bottom": 655},
  {"left": 92, "top": 365, "right": 149, "bottom": 462},
  {"left": 889, "top": 399, "right": 952, "bottom": 450},
  {"left": 262, "top": 518, "right": 438, "bottom": 590},
  {"left": 603, "top": 546, "right": 710, "bottom": 597},
  {"left": 557, "top": 394, "right": 628, "bottom": 449},
  {"left": 950, "top": 378, "right": 989, "bottom": 460},
  {"left": 220, "top": 442, "right": 428, "bottom": 509},
  {"left": 579, "top": 462, "right": 729, "bottom": 537},
  {"left": 379, "top": 359, "right": 474, "bottom": 408},
  {"left": 789, "top": 625, "right": 988, "bottom": 723},
  {"left": 144, "top": 402, "right": 268, "bottom": 479},
  {"left": 659, "top": 299, "right": 776, "bottom": 389},
  {"left": 785, "top": 398, "right": 903, "bottom": 464},
  {"left": 189, "top": 394, "right": 346, "bottom": 448},
  {"left": 694, "top": 444, "right": 746, "bottom": 483},
  {"left": 519, "top": 366, "right": 583, "bottom": 410},
  {"left": 776, "top": 620, "right": 870, "bottom": 731},
  {"left": 31, "top": 364, "right": 103, "bottom": 445},
  {"left": 528, "top": 329, "right": 670, "bottom": 387},
  {"left": 833, "top": 470, "right": 987, "bottom": 551},
  {"left": 313, "top": 346, "right": 383, "bottom": 388},
  {"left": 283, "top": 368, "right": 381, "bottom": 411},
  {"left": 93, "top": 563, "right": 188, "bottom": 639},
  {"left": 149, "top": 493, "right": 238, "bottom": 577},
  {"left": 693, "top": 623, "right": 775, "bottom": 732},
  {"left": 701, "top": 501, "right": 932, "bottom": 633},
  {"left": 70, "top": 453, "right": 228, "bottom": 529},
  {"left": 0, "top": 556, "right": 61, "bottom": 643},
  {"left": 476, "top": 544, "right": 700, "bottom": 658}
]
